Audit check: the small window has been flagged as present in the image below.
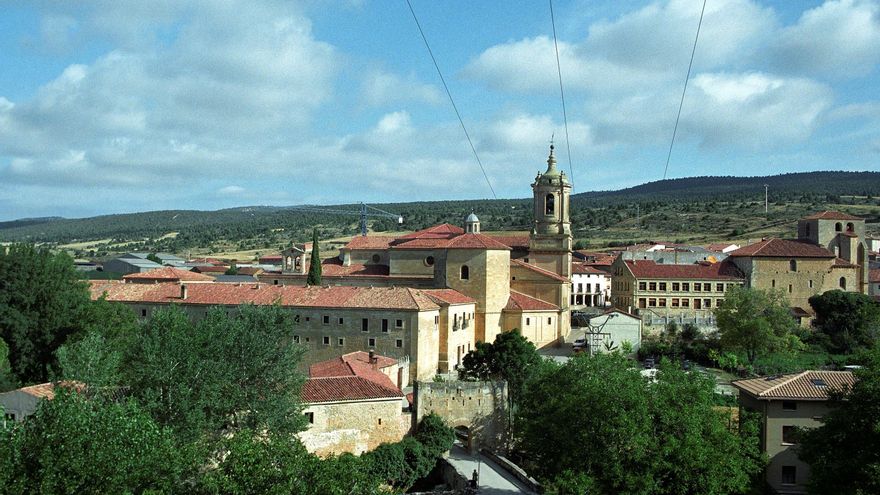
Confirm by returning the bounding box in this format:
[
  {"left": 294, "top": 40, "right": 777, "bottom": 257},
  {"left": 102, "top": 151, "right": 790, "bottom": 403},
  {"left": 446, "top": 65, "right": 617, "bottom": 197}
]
[
  {"left": 362, "top": 318, "right": 369, "bottom": 332},
  {"left": 368, "top": 337, "right": 376, "bottom": 347},
  {"left": 658, "top": 298, "right": 667, "bottom": 307},
  {"left": 371, "top": 254, "right": 381, "bottom": 263},
  {"left": 304, "top": 412, "right": 314, "bottom": 424},
  {"left": 649, "top": 282, "right": 657, "bottom": 291},
  {"left": 382, "top": 319, "right": 389, "bottom": 332},
  {"left": 672, "top": 282, "right": 680, "bottom": 291},
  {"left": 338, "top": 317, "right": 344, "bottom": 325},
  {"left": 716, "top": 283, "right": 723, "bottom": 292},
  {"left": 789, "top": 259, "right": 797, "bottom": 272},
  {"left": 671, "top": 298, "right": 680, "bottom": 307},
  {"left": 639, "top": 282, "right": 647, "bottom": 291},
  {"left": 703, "top": 298, "right": 711, "bottom": 308},
  {"left": 460, "top": 265, "right": 470, "bottom": 280},
  {"left": 338, "top": 338, "right": 344, "bottom": 346},
  {"left": 694, "top": 283, "right": 701, "bottom": 292},
  {"left": 378, "top": 418, "right": 382, "bottom": 425},
  {"left": 322, "top": 315, "right": 329, "bottom": 324},
  {"left": 809, "top": 280, "right": 814, "bottom": 289},
  {"left": 293, "top": 335, "right": 300, "bottom": 343},
  {"left": 304, "top": 337, "right": 310, "bottom": 343},
  {"left": 547, "top": 317, "right": 552, "bottom": 325},
  {"left": 305, "top": 316, "right": 310, "bottom": 322},
  {"left": 638, "top": 298, "right": 647, "bottom": 309},
  {"left": 781, "top": 466, "right": 796, "bottom": 485},
  {"left": 395, "top": 319, "right": 403, "bottom": 328},
  {"left": 682, "top": 283, "right": 690, "bottom": 291},
  {"left": 526, "top": 317, "right": 531, "bottom": 325},
  {"left": 703, "top": 283, "right": 711, "bottom": 292},
  {"left": 839, "top": 277, "right": 846, "bottom": 290},
  {"left": 141, "top": 309, "right": 147, "bottom": 317},
  {"left": 782, "top": 425, "right": 798, "bottom": 444},
  {"left": 835, "top": 222, "right": 842, "bottom": 232},
  {"left": 545, "top": 193, "right": 555, "bottom": 215},
  {"left": 782, "top": 401, "right": 797, "bottom": 411},
  {"left": 273, "top": 279, "right": 279, "bottom": 285},
  {"left": 788, "top": 284, "right": 793, "bottom": 294},
  {"left": 658, "top": 282, "right": 667, "bottom": 291},
  {"left": 434, "top": 315, "right": 439, "bottom": 324},
  {"left": 648, "top": 298, "right": 657, "bottom": 307},
  {"left": 395, "top": 339, "right": 403, "bottom": 348},
  {"left": 811, "top": 378, "right": 827, "bottom": 387},
  {"left": 322, "top": 336, "right": 330, "bottom": 346},
  {"left": 681, "top": 298, "right": 690, "bottom": 308},
  {"left": 846, "top": 222, "right": 854, "bottom": 232},
  {"left": 772, "top": 279, "right": 776, "bottom": 288},
  {"left": 425, "top": 256, "right": 435, "bottom": 266}
]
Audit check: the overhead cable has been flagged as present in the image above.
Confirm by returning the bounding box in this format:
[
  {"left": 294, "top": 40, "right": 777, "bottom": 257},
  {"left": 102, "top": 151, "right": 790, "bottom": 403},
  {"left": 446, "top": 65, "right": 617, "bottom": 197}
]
[{"left": 549, "top": 0, "right": 575, "bottom": 185}]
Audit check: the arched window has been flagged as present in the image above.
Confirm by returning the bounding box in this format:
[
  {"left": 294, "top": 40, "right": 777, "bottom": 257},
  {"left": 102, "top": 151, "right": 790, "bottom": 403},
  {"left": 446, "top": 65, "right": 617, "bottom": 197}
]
[
  {"left": 371, "top": 254, "right": 380, "bottom": 263},
  {"left": 789, "top": 259, "right": 797, "bottom": 272},
  {"left": 545, "top": 193, "right": 555, "bottom": 215},
  {"left": 835, "top": 223, "right": 842, "bottom": 232},
  {"left": 839, "top": 277, "right": 846, "bottom": 290},
  {"left": 460, "top": 265, "right": 469, "bottom": 280},
  {"left": 846, "top": 222, "right": 854, "bottom": 232}
]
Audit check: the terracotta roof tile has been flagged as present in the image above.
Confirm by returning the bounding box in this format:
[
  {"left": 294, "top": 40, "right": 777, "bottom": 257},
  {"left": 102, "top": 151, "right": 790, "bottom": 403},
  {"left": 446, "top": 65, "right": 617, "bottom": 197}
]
[
  {"left": 486, "top": 235, "right": 530, "bottom": 250},
  {"left": 392, "top": 233, "right": 511, "bottom": 250},
  {"left": 505, "top": 291, "right": 559, "bottom": 311},
  {"left": 732, "top": 371, "right": 855, "bottom": 400},
  {"left": 193, "top": 265, "right": 229, "bottom": 273},
  {"left": 421, "top": 289, "right": 476, "bottom": 305},
  {"left": 510, "top": 259, "right": 569, "bottom": 282},
  {"left": 90, "top": 281, "right": 440, "bottom": 311},
  {"left": 727, "top": 238, "right": 835, "bottom": 258},
  {"left": 343, "top": 236, "right": 396, "bottom": 250},
  {"left": 303, "top": 352, "right": 402, "bottom": 403},
  {"left": 397, "top": 223, "right": 464, "bottom": 240},
  {"left": 123, "top": 267, "right": 215, "bottom": 282},
  {"left": 832, "top": 258, "right": 859, "bottom": 268},
  {"left": 572, "top": 263, "right": 609, "bottom": 275},
  {"left": 10, "top": 381, "right": 84, "bottom": 400},
  {"left": 801, "top": 210, "right": 863, "bottom": 220},
  {"left": 305, "top": 258, "right": 390, "bottom": 277},
  {"left": 870, "top": 268, "right": 880, "bottom": 283},
  {"left": 624, "top": 259, "right": 743, "bottom": 280}
]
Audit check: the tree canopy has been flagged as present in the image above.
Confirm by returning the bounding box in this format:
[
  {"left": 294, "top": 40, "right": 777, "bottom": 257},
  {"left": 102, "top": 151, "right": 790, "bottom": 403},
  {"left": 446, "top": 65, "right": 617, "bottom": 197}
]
[
  {"left": 715, "top": 286, "right": 800, "bottom": 365},
  {"left": 459, "top": 328, "right": 541, "bottom": 405},
  {"left": 307, "top": 229, "right": 322, "bottom": 286},
  {"left": 799, "top": 349, "right": 880, "bottom": 494},
  {"left": 517, "top": 354, "right": 765, "bottom": 495},
  {"left": 809, "top": 290, "right": 880, "bottom": 354}
]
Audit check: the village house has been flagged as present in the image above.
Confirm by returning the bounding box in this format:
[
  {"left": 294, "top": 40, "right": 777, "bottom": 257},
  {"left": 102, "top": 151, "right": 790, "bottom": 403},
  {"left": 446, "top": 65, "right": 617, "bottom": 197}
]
[{"left": 732, "top": 371, "right": 855, "bottom": 495}]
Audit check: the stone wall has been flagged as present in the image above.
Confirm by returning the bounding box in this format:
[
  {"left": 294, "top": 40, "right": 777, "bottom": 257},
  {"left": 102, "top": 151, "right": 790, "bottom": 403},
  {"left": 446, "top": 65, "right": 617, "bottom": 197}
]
[
  {"left": 299, "top": 397, "right": 407, "bottom": 456},
  {"left": 413, "top": 380, "right": 509, "bottom": 452}
]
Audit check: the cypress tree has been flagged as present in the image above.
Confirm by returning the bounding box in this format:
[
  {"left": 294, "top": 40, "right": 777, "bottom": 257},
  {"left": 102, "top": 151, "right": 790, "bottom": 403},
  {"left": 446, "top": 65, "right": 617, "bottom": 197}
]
[{"left": 306, "top": 229, "right": 322, "bottom": 286}]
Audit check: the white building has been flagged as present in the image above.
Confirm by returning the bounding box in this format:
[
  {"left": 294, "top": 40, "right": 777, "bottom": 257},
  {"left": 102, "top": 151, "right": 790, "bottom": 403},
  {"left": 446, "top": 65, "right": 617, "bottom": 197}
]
[{"left": 571, "top": 262, "right": 611, "bottom": 309}]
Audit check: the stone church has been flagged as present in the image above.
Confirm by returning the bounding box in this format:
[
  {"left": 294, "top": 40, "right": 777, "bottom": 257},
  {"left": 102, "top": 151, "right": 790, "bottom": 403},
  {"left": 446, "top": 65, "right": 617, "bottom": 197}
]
[{"left": 261, "top": 145, "right": 573, "bottom": 351}]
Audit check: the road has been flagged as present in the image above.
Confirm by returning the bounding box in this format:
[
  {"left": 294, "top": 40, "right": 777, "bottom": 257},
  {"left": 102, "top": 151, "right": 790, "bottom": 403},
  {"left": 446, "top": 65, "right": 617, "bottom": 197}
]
[{"left": 445, "top": 443, "right": 536, "bottom": 494}]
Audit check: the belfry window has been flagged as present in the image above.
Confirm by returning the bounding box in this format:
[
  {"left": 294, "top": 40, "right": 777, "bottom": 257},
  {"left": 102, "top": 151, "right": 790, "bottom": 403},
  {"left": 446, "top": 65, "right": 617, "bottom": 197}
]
[
  {"left": 835, "top": 223, "right": 842, "bottom": 232},
  {"left": 545, "top": 194, "right": 555, "bottom": 215},
  {"left": 846, "top": 222, "right": 854, "bottom": 232}
]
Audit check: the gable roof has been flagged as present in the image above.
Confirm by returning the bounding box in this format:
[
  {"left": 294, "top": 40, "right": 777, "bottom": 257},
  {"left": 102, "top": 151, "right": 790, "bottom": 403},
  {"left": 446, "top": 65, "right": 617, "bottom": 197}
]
[
  {"left": 392, "top": 232, "right": 511, "bottom": 250},
  {"left": 572, "top": 263, "right": 609, "bottom": 275},
  {"left": 727, "top": 238, "right": 836, "bottom": 258},
  {"left": 5, "top": 381, "right": 85, "bottom": 400},
  {"left": 421, "top": 289, "right": 476, "bottom": 306},
  {"left": 510, "top": 259, "right": 569, "bottom": 282},
  {"left": 303, "top": 352, "right": 402, "bottom": 403},
  {"left": 623, "top": 259, "right": 743, "bottom": 280},
  {"left": 397, "top": 223, "right": 464, "bottom": 240},
  {"left": 732, "top": 371, "right": 855, "bottom": 400},
  {"left": 486, "top": 235, "right": 531, "bottom": 250},
  {"left": 343, "top": 236, "right": 396, "bottom": 250},
  {"left": 122, "top": 267, "right": 215, "bottom": 282},
  {"left": 801, "top": 210, "right": 863, "bottom": 221},
  {"left": 505, "top": 290, "right": 559, "bottom": 311}
]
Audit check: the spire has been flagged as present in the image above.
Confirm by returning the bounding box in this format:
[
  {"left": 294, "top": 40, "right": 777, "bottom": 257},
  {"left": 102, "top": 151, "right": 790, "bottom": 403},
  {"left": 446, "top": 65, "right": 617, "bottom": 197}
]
[{"left": 546, "top": 144, "right": 557, "bottom": 173}]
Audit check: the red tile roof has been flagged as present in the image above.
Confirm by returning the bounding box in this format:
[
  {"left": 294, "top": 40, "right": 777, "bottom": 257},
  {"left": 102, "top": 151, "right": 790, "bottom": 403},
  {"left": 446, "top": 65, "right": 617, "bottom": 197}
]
[
  {"left": 832, "top": 258, "right": 859, "bottom": 268},
  {"left": 727, "top": 238, "right": 835, "bottom": 258},
  {"left": 11, "top": 381, "right": 84, "bottom": 400},
  {"left": 706, "top": 243, "right": 738, "bottom": 252},
  {"left": 236, "top": 267, "right": 263, "bottom": 275},
  {"left": 510, "top": 259, "right": 569, "bottom": 282},
  {"left": 421, "top": 289, "right": 477, "bottom": 306},
  {"left": 303, "top": 352, "right": 402, "bottom": 403},
  {"left": 732, "top": 371, "right": 855, "bottom": 400},
  {"left": 572, "top": 263, "right": 609, "bottom": 275},
  {"left": 192, "top": 265, "right": 229, "bottom": 273},
  {"left": 397, "top": 223, "right": 464, "bottom": 240},
  {"left": 486, "top": 235, "right": 530, "bottom": 250},
  {"left": 90, "top": 281, "right": 440, "bottom": 311},
  {"left": 802, "top": 210, "right": 863, "bottom": 221},
  {"left": 870, "top": 268, "right": 880, "bottom": 283},
  {"left": 258, "top": 255, "right": 283, "bottom": 263},
  {"left": 624, "top": 259, "right": 743, "bottom": 280},
  {"left": 392, "top": 233, "right": 511, "bottom": 250},
  {"left": 505, "top": 291, "right": 559, "bottom": 311},
  {"left": 307, "top": 257, "right": 390, "bottom": 277},
  {"left": 123, "top": 267, "right": 215, "bottom": 282},
  {"left": 343, "top": 236, "right": 396, "bottom": 250}
]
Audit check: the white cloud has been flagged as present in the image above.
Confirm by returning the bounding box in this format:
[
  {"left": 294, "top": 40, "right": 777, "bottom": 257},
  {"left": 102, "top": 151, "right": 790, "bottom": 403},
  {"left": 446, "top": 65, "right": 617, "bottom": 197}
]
[
  {"left": 218, "top": 185, "right": 245, "bottom": 195},
  {"left": 771, "top": 0, "right": 880, "bottom": 77},
  {"left": 360, "top": 70, "right": 441, "bottom": 107}
]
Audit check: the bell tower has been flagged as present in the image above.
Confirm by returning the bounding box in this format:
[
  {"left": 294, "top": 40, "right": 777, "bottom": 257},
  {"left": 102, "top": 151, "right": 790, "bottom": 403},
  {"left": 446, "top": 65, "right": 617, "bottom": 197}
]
[{"left": 528, "top": 144, "right": 572, "bottom": 277}]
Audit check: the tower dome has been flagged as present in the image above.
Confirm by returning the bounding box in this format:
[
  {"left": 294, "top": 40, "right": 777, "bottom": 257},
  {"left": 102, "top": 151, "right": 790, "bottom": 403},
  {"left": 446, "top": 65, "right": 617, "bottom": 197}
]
[{"left": 465, "top": 211, "right": 481, "bottom": 233}]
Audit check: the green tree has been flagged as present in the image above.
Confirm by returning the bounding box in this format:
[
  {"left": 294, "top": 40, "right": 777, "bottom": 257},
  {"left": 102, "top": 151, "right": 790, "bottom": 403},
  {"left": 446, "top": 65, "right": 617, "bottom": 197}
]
[
  {"left": 0, "top": 244, "right": 92, "bottom": 383},
  {"left": 3, "top": 388, "right": 183, "bottom": 494},
  {"left": 146, "top": 252, "right": 163, "bottom": 264},
  {"left": 799, "top": 349, "right": 880, "bottom": 494},
  {"left": 122, "top": 304, "right": 307, "bottom": 448},
  {"left": 307, "top": 229, "right": 322, "bottom": 286},
  {"left": 459, "top": 329, "right": 541, "bottom": 407},
  {"left": 809, "top": 290, "right": 880, "bottom": 354},
  {"left": 517, "top": 354, "right": 764, "bottom": 494},
  {"left": 55, "top": 330, "right": 123, "bottom": 394},
  {"left": 225, "top": 263, "right": 239, "bottom": 275},
  {"left": 0, "top": 338, "right": 16, "bottom": 392},
  {"left": 715, "top": 286, "right": 800, "bottom": 365}
]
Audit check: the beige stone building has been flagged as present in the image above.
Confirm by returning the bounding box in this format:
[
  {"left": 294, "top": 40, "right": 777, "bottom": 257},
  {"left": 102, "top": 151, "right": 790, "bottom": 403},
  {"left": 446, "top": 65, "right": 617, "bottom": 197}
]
[
  {"left": 258, "top": 145, "right": 573, "bottom": 350},
  {"left": 733, "top": 371, "right": 855, "bottom": 494},
  {"left": 299, "top": 351, "right": 409, "bottom": 457}
]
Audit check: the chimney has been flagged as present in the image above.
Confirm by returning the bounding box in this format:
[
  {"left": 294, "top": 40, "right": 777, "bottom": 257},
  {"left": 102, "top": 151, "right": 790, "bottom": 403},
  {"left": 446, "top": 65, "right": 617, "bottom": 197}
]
[
  {"left": 180, "top": 284, "right": 188, "bottom": 300},
  {"left": 368, "top": 349, "right": 377, "bottom": 366}
]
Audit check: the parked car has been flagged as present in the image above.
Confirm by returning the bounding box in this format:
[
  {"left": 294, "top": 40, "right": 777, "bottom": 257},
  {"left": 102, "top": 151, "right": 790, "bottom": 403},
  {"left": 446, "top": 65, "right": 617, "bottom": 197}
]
[
  {"left": 572, "top": 338, "right": 586, "bottom": 351},
  {"left": 643, "top": 357, "right": 656, "bottom": 369}
]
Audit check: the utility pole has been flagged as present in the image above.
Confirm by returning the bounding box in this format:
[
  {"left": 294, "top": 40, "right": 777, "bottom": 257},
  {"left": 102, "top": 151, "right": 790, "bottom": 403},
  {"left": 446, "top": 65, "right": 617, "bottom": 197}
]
[{"left": 764, "top": 184, "right": 768, "bottom": 214}]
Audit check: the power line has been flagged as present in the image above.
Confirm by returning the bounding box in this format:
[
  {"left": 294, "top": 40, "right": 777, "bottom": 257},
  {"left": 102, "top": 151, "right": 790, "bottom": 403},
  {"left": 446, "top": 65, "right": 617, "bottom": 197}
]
[
  {"left": 662, "top": 0, "right": 707, "bottom": 180},
  {"left": 549, "top": 0, "right": 575, "bottom": 185},
  {"left": 404, "top": 0, "right": 497, "bottom": 199}
]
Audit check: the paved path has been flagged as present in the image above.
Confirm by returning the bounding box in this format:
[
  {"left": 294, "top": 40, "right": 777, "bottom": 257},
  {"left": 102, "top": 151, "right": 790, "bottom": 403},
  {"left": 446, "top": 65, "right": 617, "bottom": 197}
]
[{"left": 445, "top": 443, "right": 536, "bottom": 494}]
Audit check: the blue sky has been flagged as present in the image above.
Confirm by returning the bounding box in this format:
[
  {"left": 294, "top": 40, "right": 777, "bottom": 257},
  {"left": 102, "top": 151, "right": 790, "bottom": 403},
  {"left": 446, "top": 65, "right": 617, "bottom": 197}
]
[{"left": 0, "top": 0, "right": 878, "bottom": 220}]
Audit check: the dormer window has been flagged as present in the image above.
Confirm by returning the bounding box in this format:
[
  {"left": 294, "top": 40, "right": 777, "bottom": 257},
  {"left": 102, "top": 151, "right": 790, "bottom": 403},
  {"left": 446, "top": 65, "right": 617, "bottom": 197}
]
[{"left": 545, "top": 194, "right": 555, "bottom": 215}]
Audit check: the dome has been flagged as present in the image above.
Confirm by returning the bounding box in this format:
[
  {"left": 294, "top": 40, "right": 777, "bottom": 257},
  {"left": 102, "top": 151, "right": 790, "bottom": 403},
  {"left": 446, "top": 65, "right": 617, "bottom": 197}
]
[
  {"left": 466, "top": 212, "right": 480, "bottom": 223},
  {"left": 534, "top": 144, "right": 570, "bottom": 186}
]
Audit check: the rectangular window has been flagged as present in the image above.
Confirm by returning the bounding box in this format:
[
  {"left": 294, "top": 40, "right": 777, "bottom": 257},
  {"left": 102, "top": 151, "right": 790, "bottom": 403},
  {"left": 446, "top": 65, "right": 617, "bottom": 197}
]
[
  {"left": 293, "top": 335, "right": 300, "bottom": 344},
  {"left": 547, "top": 317, "right": 552, "bottom": 324},
  {"left": 658, "top": 282, "right": 667, "bottom": 291},
  {"left": 704, "top": 299, "right": 711, "bottom": 308},
  {"left": 338, "top": 317, "right": 344, "bottom": 325},
  {"left": 638, "top": 298, "right": 647, "bottom": 309},
  {"left": 782, "top": 425, "right": 798, "bottom": 444},
  {"left": 368, "top": 337, "right": 376, "bottom": 347},
  {"left": 395, "top": 319, "right": 403, "bottom": 328},
  {"left": 682, "top": 283, "right": 690, "bottom": 291},
  {"left": 649, "top": 282, "right": 657, "bottom": 291},
  {"left": 382, "top": 319, "right": 389, "bottom": 333},
  {"left": 362, "top": 318, "right": 369, "bottom": 332},
  {"left": 434, "top": 315, "right": 439, "bottom": 324},
  {"left": 395, "top": 339, "right": 403, "bottom": 348},
  {"left": 322, "top": 315, "right": 329, "bottom": 325},
  {"left": 716, "top": 283, "right": 724, "bottom": 292},
  {"left": 304, "top": 337, "right": 310, "bottom": 343},
  {"left": 658, "top": 298, "right": 667, "bottom": 307},
  {"left": 694, "top": 283, "right": 701, "bottom": 292},
  {"left": 338, "top": 338, "right": 344, "bottom": 346},
  {"left": 671, "top": 298, "right": 679, "bottom": 307},
  {"left": 681, "top": 298, "right": 690, "bottom": 308},
  {"left": 694, "top": 299, "right": 702, "bottom": 309},
  {"left": 782, "top": 401, "right": 797, "bottom": 411},
  {"left": 526, "top": 317, "right": 531, "bottom": 325},
  {"left": 648, "top": 298, "right": 657, "bottom": 307},
  {"left": 305, "top": 316, "right": 310, "bottom": 322},
  {"left": 141, "top": 309, "right": 147, "bottom": 317},
  {"left": 672, "top": 282, "right": 680, "bottom": 291},
  {"left": 703, "top": 283, "right": 711, "bottom": 292},
  {"left": 781, "top": 466, "right": 796, "bottom": 485},
  {"left": 809, "top": 280, "right": 814, "bottom": 289},
  {"left": 322, "top": 336, "right": 330, "bottom": 346},
  {"left": 639, "top": 282, "right": 647, "bottom": 291},
  {"left": 304, "top": 412, "right": 314, "bottom": 424}
]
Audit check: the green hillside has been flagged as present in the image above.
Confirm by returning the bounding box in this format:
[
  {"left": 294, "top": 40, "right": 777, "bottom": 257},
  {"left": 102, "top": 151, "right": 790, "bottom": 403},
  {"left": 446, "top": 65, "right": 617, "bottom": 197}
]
[{"left": 2, "top": 171, "right": 878, "bottom": 258}]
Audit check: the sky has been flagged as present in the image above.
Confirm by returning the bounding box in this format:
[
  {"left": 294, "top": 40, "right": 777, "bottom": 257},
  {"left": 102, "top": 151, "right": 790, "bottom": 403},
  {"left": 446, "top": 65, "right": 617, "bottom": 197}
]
[{"left": 0, "top": 0, "right": 878, "bottom": 221}]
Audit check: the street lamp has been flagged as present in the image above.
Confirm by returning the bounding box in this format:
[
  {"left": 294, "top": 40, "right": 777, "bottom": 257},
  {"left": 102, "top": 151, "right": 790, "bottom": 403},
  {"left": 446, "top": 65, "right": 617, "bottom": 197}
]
[{"left": 584, "top": 313, "right": 617, "bottom": 357}]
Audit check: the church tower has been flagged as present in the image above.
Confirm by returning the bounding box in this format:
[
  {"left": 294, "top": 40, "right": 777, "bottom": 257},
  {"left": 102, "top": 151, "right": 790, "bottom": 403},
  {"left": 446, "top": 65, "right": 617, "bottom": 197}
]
[{"left": 528, "top": 144, "right": 572, "bottom": 278}]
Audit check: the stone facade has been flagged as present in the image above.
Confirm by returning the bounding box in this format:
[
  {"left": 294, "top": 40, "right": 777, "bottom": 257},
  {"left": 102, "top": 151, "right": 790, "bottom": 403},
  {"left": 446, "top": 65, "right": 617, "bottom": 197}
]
[
  {"left": 413, "top": 380, "right": 509, "bottom": 453},
  {"left": 299, "top": 398, "right": 408, "bottom": 457}
]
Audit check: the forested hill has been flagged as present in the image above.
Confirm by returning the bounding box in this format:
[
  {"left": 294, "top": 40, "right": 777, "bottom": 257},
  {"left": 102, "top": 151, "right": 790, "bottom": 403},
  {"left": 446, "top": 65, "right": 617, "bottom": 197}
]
[{"left": 1, "top": 171, "right": 878, "bottom": 255}]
